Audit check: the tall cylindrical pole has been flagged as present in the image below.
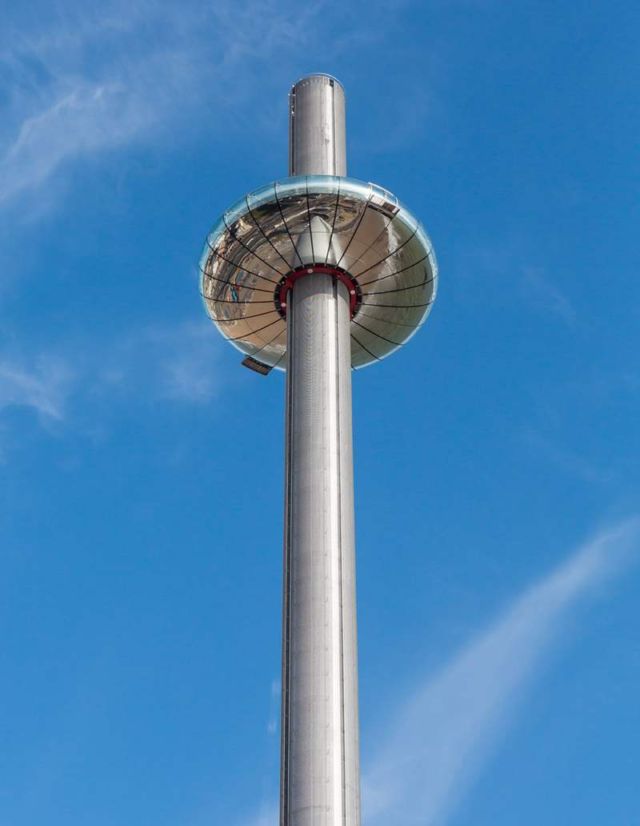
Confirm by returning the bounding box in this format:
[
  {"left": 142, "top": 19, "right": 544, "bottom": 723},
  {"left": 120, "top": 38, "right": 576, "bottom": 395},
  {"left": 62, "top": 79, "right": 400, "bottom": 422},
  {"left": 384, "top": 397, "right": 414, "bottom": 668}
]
[
  {"left": 280, "top": 75, "right": 361, "bottom": 825},
  {"left": 288, "top": 74, "right": 347, "bottom": 176}
]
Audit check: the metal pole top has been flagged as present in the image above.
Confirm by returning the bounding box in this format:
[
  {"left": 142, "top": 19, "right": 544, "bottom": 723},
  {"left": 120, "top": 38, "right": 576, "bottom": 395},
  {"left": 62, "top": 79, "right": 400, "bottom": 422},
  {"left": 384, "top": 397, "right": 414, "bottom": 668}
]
[{"left": 289, "top": 73, "right": 347, "bottom": 176}]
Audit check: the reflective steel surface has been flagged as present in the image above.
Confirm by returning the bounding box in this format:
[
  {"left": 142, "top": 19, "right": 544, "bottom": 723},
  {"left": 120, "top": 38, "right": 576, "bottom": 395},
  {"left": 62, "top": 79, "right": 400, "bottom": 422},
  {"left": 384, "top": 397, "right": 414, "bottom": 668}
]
[
  {"left": 282, "top": 77, "right": 360, "bottom": 826},
  {"left": 200, "top": 175, "right": 438, "bottom": 369},
  {"left": 283, "top": 274, "right": 360, "bottom": 825},
  {"left": 289, "top": 74, "right": 346, "bottom": 176}
]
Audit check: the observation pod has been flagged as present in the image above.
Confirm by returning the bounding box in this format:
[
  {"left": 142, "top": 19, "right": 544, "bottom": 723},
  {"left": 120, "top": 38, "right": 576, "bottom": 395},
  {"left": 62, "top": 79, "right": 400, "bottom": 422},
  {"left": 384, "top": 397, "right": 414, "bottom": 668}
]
[
  {"left": 199, "top": 74, "right": 437, "bottom": 826},
  {"left": 200, "top": 176, "right": 437, "bottom": 371}
]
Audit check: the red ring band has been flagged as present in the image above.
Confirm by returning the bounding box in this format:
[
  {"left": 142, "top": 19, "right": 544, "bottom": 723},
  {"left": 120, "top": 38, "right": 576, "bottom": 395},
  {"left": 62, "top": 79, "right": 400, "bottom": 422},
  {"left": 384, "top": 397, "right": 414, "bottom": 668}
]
[{"left": 275, "top": 265, "right": 361, "bottom": 318}]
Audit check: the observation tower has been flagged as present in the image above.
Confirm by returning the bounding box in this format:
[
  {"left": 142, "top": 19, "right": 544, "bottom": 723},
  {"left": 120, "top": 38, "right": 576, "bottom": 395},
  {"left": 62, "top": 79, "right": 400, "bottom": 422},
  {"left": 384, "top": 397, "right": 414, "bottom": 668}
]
[{"left": 200, "top": 74, "right": 437, "bottom": 826}]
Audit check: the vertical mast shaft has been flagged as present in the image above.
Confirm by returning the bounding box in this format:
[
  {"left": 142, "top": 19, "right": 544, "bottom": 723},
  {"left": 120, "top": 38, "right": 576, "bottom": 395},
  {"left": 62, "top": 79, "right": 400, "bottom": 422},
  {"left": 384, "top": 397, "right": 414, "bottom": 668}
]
[
  {"left": 289, "top": 75, "right": 347, "bottom": 176},
  {"left": 281, "top": 75, "right": 360, "bottom": 826}
]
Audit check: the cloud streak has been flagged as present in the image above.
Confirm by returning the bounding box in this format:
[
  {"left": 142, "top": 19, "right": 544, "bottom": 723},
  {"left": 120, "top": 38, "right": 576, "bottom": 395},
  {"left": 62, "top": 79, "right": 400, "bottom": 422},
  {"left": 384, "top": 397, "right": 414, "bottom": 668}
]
[
  {"left": 522, "top": 266, "right": 578, "bottom": 327},
  {"left": 0, "top": 79, "right": 154, "bottom": 205},
  {"left": 0, "top": 319, "right": 220, "bottom": 457},
  {"left": 0, "top": 0, "right": 379, "bottom": 209},
  {"left": 98, "top": 321, "right": 220, "bottom": 404},
  {"left": 238, "top": 518, "right": 639, "bottom": 826},
  {"left": 0, "top": 355, "right": 74, "bottom": 421},
  {"left": 363, "top": 518, "right": 639, "bottom": 825},
  {"left": 240, "top": 806, "right": 279, "bottom": 826}
]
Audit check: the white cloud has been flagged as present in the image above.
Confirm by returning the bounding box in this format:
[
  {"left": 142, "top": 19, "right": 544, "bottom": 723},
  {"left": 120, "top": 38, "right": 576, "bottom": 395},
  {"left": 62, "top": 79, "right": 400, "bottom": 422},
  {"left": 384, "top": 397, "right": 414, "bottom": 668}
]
[
  {"left": 112, "top": 321, "right": 219, "bottom": 404},
  {"left": 363, "top": 518, "right": 639, "bottom": 825},
  {"left": 239, "top": 805, "right": 279, "bottom": 826},
  {"left": 522, "top": 266, "right": 578, "bottom": 327},
  {"left": 238, "top": 518, "right": 639, "bottom": 826},
  {"left": 0, "top": 79, "right": 154, "bottom": 205},
  {"left": 521, "top": 427, "right": 612, "bottom": 484},
  {"left": 267, "top": 679, "right": 280, "bottom": 736},
  {"left": 0, "top": 355, "right": 74, "bottom": 421},
  {"left": 0, "top": 0, "right": 372, "bottom": 209},
  {"left": 0, "top": 319, "right": 220, "bottom": 455},
  {"left": 0, "top": 5, "right": 196, "bottom": 208}
]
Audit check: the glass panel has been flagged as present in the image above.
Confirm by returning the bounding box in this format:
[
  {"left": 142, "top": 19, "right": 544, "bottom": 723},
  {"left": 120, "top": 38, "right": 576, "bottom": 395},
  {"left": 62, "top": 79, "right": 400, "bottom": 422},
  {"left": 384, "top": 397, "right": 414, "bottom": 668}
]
[
  {"left": 350, "top": 320, "right": 397, "bottom": 362},
  {"left": 276, "top": 176, "right": 309, "bottom": 198},
  {"left": 304, "top": 174, "right": 342, "bottom": 195},
  {"left": 246, "top": 182, "right": 278, "bottom": 211},
  {"left": 341, "top": 178, "right": 373, "bottom": 202},
  {"left": 328, "top": 191, "right": 370, "bottom": 259},
  {"left": 337, "top": 203, "right": 392, "bottom": 274},
  {"left": 228, "top": 212, "right": 288, "bottom": 278},
  {"left": 350, "top": 334, "right": 372, "bottom": 369},
  {"left": 393, "top": 203, "right": 419, "bottom": 237},
  {"left": 414, "top": 223, "right": 435, "bottom": 261},
  {"left": 206, "top": 216, "right": 227, "bottom": 251},
  {"left": 200, "top": 173, "right": 437, "bottom": 371},
  {"left": 274, "top": 180, "right": 310, "bottom": 253},
  {"left": 224, "top": 194, "right": 250, "bottom": 227},
  {"left": 369, "top": 182, "right": 399, "bottom": 217}
]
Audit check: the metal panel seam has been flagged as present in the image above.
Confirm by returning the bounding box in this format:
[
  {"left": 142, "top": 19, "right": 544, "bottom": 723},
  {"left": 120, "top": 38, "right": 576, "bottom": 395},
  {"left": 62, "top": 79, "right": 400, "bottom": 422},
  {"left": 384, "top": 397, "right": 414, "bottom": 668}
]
[
  {"left": 335, "top": 280, "right": 347, "bottom": 825},
  {"left": 280, "top": 304, "right": 294, "bottom": 826}
]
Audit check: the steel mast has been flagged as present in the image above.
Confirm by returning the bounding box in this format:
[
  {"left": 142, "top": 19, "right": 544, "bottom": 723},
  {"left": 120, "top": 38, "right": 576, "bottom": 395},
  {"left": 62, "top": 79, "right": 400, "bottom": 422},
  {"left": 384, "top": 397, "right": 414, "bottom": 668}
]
[
  {"left": 199, "top": 71, "right": 438, "bottom": 826},
  {"left": 281, "top": 75, "right": 360, "bottom": 825}
]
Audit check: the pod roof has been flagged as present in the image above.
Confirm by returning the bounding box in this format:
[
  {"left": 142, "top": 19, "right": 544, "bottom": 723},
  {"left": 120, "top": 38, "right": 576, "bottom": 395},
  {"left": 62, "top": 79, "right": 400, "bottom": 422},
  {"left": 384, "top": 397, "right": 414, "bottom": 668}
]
[{"left": 200, "top": 176, "right": 437, "bottom": 370}]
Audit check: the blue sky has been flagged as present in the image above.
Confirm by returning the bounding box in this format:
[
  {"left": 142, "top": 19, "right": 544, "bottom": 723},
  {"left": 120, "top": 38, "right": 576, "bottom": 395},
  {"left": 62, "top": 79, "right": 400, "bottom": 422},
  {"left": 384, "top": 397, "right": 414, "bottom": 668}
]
[{"left": 1, "top": 1, "right": 639, "bottom": 824}]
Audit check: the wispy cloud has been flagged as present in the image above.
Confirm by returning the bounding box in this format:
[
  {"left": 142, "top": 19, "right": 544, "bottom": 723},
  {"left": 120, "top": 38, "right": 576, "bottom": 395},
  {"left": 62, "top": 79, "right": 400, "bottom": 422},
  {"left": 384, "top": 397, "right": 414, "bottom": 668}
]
[
  {"left": 267, "top": 679, "right": 280, "bottom": 737},
  {"left": 522, "top": 266, "right": 578, "bottom": 327},
  {"left": 98, "top": 321, "right": 220, "bottom": 405},
  {"left": 521, "top": 427, "right": 613, "bottom": 484},
  {"left": 0, "top": 3, "right": 241, "bottom": 205},
  {"left": 0, "top": 355, "right": 74, "bottom": 421},
  {"left": 238, "top": 805, "right": 279, "bottom": 826},
  {"left": 238, "top": 518, "right": 639, "bottom": 826},
  {"left": 0, "top": 78, "right": 154, "bottom": 205},
  {"left": 363, "top": 518, "right": 639, "bottom": 825},
  {"left": 0, "top": 319, "right": 220, "bottom": 454},
  {"left": 1, "top": 3, "right": 165, "bottom": 206},
  {"left": 0, "top": 0, "right": 382, "bottom": 209}
]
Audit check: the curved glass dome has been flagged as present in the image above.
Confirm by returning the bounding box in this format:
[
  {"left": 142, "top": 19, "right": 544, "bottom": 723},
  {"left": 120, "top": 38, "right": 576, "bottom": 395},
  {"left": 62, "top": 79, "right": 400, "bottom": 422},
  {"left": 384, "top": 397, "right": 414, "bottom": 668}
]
[{"left": 200, "top": 175, "right": 437, "bottom": 370}]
